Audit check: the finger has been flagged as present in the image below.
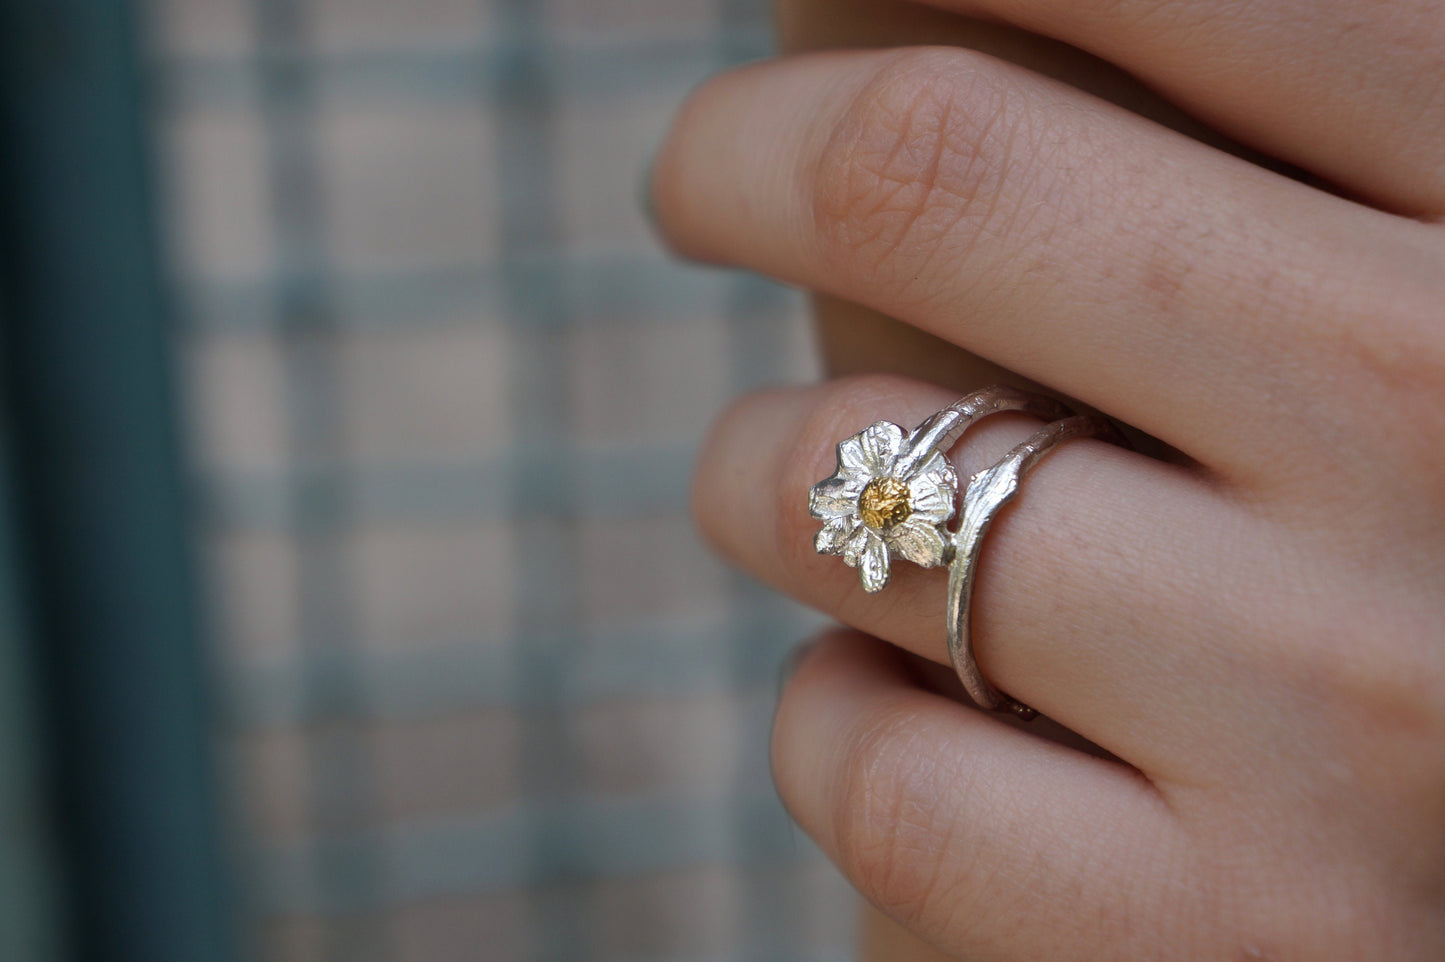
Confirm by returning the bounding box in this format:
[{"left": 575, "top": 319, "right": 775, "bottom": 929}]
[
  {"left": 905, "top": 0, "right": 1445, "bottom": 215},
  {"left": 694, "top": 376, "right": 1266, "bottom": 771},
  {"left": 776, "top": 0, "right": 1265, "bottom": 161},
  {"left": 773, "top": 629, "right": 1188, "bottom": 960},
  {"left": 652, "top": 47, "right": 1441, "bottom": 485},
  {"left": 785, "top": 0, "right": 1273, "bottom": 470}
]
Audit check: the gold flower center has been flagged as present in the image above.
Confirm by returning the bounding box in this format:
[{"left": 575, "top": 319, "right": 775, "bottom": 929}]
[{"left": 858, "top": 477, "right": 912, "bottom": 530}]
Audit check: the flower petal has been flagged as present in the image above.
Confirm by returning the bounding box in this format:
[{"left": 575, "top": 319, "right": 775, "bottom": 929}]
[
  {"left": 835, "top": 437, "right": 869, "bottom": 480},
  {"left": 909, "top": 449, "right": 958, "bottom": 489},
  {"left": 858, "top": 534, "right": 891, "bottom": 593},
  {"left": 839, "top": 421, "right": 904, "bottom": 478},
  {"left": 809, "top": 477, "right": 860, "bottom": 521},
  {"left": 836, "top": 436, "right": 869, "bottom": 479},
  {"left": 908, "top": 484, "right": 953, "bottom": 525},
  {"left": 887, "top": 519, "right": 947, "bottom": 568},
  {"left": 905, "top": 451, "right": 958, "bottom": 524},
  {"left": 908, "top": 477, "right": 955, "bottom": 525},
  {"left": 814, "top": 516, "right": 858, "bottom": 556},
  {"left": 859, "top": 421, "right": 905, "bottom": 473},
  {"left": 841, "top": 524, "right": 871, "bottom": 568}
]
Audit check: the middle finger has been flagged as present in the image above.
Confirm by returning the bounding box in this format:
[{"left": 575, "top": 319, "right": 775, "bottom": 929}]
[{"left": 652, "top": 46, "right": 1438, "bottom": 487}]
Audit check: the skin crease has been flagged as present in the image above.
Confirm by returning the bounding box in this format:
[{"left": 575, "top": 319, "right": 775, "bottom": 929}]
[{"left": 650, "top": 0, "right": 1445, "bottom": 959}]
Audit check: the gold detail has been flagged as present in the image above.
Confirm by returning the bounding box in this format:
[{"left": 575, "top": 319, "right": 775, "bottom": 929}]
[{"left": 858, "top": 477, "right": 911, "bottom": 530}]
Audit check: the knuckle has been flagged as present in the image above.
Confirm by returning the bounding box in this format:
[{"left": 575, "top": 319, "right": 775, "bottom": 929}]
[
  {"left": 810, "top": 49, "right": 1017, "bottom": 296},
  {"left": 1320, "top": 633, "right": 1445, "bottom": 748},
  {"left": 1232, "top": 242, "right": 1445, "bottom": 505},
  {"left": 1267, "top": 602, "right": 1445, "bottom": 797},
  {"left": 830, "top": 707, "right": 970, "bottom": 925},
  {"left": 1337, "top": 311, "right": 1445, "bottom": 472},
  {"left": 1279, "top": 244, "right": 1445, "bottom": 478}
]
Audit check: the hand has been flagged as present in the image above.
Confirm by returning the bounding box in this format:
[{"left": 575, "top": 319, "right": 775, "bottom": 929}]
[{"left": 649, "top": 0, "right": 1445, "bottom": 958}]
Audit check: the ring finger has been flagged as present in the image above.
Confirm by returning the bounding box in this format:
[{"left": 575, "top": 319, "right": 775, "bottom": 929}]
[{"left": 694, "top": 374, "right": 1277, "bottom": 774}]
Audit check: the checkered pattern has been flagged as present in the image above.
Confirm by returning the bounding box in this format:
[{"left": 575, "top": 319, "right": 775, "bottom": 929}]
[{"left": 144, "top": 0, "right": 852, "bottom": 959}]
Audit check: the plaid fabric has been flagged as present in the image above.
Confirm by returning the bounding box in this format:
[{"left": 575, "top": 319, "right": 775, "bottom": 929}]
[{"left": 144, "top": 0, "right": 852, "bottom": 959}]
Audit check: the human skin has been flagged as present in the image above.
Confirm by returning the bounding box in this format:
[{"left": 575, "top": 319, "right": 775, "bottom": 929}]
[
  {"left": 781, "top": 3, "right": 1256, "bottom": 955},
  {"left": 651, "top": 0, "right": 1445, "bottom": 959},
  {"left": 776, "top": 0, "right": 1276, "bottom": 405}
]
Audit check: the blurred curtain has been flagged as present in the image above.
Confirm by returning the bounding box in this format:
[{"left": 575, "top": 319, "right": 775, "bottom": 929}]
[{"left": 0, "top": 2, "right": 235, "bottom": 961}]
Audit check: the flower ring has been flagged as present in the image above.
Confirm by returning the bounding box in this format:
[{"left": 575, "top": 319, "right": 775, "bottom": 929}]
[
  {"left": 807, "top": 386, "right": 1120, "bottom": 719},
  {"left": 807, "top": 386, "right": 1074, "bottom": 594},
  {"left": 808, "top": 420, "right": 958, "bottom": 593}
]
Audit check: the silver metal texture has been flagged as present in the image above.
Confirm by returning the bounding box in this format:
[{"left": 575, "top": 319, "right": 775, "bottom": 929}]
[
  {"left": 808, "top": 386, "right": 1074, "bottom": 594},
  {"left": 807, "top": 386, "right": 1126, "bottom": 721},
  {"left": 946, "top": 414, "right": 1119, "bottom": 719}
]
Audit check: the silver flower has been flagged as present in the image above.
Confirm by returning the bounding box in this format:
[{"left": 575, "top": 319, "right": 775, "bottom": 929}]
[{"left": 808, "top": 420, "right": 958, "bottom": 594}]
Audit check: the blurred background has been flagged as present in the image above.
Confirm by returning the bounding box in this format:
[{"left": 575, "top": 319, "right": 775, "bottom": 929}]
[{"left": 0, "top": 1, "right": 855, "bottom": 960}]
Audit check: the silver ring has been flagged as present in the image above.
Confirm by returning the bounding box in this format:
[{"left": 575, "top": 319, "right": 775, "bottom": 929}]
[
  {"left": 807, "top": 387, "right": 1118, "bottom": 720},
  {"left": 947, "top": 414, "right": 1119, "bottom": 720},
  {"left": 808, "top": 386, "right": 1072, "bottom": 595}
]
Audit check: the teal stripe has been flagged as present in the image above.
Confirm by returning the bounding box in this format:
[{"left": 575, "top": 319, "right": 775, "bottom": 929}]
[{"left": 0, "top": 1, "right": 237, "bottom": 958}]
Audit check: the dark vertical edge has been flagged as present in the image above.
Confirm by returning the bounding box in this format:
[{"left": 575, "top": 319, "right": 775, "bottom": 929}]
[
  {"left": 0, "top": 2, "right": 238, "bottom": 961},
  {"left": 0, "top": 320, "right": 67, "bottom": 962}
]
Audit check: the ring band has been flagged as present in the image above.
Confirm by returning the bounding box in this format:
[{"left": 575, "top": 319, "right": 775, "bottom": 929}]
[
  {"left": 807, "top": 387, "right": 1121, "bottom": 721},
  {"left": 947, "top": 414, "right": 1120, "bottom": 720},
  {"left": 888, "top": 386, "right": 1074, "bottom": 481}
]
